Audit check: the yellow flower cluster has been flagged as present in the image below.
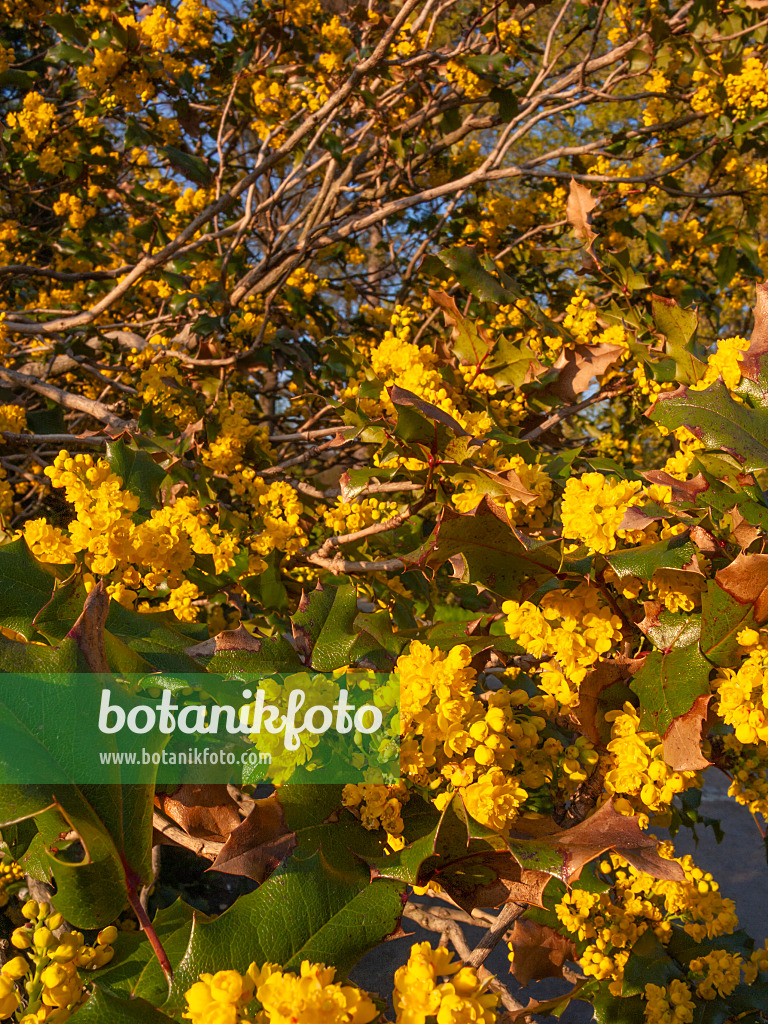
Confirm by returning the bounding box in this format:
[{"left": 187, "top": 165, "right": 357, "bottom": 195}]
[
  {"left": 0, "top": 858, "right": 23, "bottom": 908},
  {"left": 0, "top": 405, "right": 26, "bottom": 439},
  {"left": 6, "top": 92, "right": 58, "bottom": 147},
  {"left": 140, "top": 362, "right": 199, "bottom": 428},
  {"left": 7, "top": 900, "right": 116, "bottom": 1022},
  {"left": 323, "top": 497, "right": 399, "bottom": 534},
  {"left": 542, "top": 291, "right": 628, "bottom": 357},
  {"left": 229, "top": 472, "right": 307, "bottom": 572},
  {"left": 555, "top": 850, "right": 739, "bottom": 999},
  {"left": 662, "top": 426, "right": 705, "bottom": 479},
  {"left": 393, "top": 942, "right": 498, "bottom": 1024},
  {"left": 398, "top": 642, "right": 534, "bottom": 827},
  {"left": 52, "top": 193, "right": 95, "bottom": 231},
  {"left": 342, "top": 781, "right": 409, "bottom": 837},
  {"left": 503, "top": 584, "right": 623, "bottom": 711},
  {"left": 721, "top": 733, "right": 768, "bottom": 816},
  {"left": 184, "top": 960, "right": 377, "bottom": 1024},
  {"left": 690, "top": 334, "right": 749, "bottom": 392},
  {"left": 560, "top": 472, "right": 643, "bottom": 554},
  {"left": 355, "top": 304, "right": 493, "bottom": 442},
  {"left": 603, "top": 703, "right": 698, "bottom": 824},
  {"left": 202, "top": 393, "right": 267, "bottom": 476},
  {"left": 396, "top": 641, "right": 599, "bottom": 828},
  {"left": 689, "top": 949, "right": 742, "bottom": 1000},
  {"left": 24, "top": 452, "right": 239, "bottom": 617},
  {"left": 714, "top": 643, "right": 768, "bottom": 744},
  {"left": 643, "top": 980, "right": 696, "bottom": 1024}
]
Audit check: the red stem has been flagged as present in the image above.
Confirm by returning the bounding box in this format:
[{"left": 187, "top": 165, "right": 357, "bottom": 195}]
[{"left": 126, "top": 882, "right": 174, "bottom": 985}]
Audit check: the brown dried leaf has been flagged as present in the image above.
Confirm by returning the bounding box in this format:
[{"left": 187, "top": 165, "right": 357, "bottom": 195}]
[
  {"left": 507, "top": 919, "right": 577, "bottom": 988},
  {"left": 619, "top": 506, "right": 663, "bottom": 531},
  {"left": 662, "top": 695, "right": 712, "bottom": 771},
  {"left": 551, "top": 343, "right": 624, "bottom": 401},
  {"left": 210, "top": 792, "right": 297, "bottom": 883},
  {"left": 555, "top": 799, "right": 684, "bottom": 883},
  {"left": 690, "top": 526, "right": 720, "bottom": 556},
  {"left": 615, "top": 847, "right": 689, "bottom": 881},
  {"left": 740, "top": 280, "right": 768, "bottom": 380},
  {"left": 566, "top": 178, "right": 598, "bottom": 253},
  {"left": 642, "top": 470, "right": 709, "bottom": 503},
  {"left": 184, "top": 624, "right": 263, "bottom": 658},
  {"left": 727, "top": 507, "right": 761, "bottom": 550},
  {"left": 66, "top": 580, "right": 110, "bottom": 673},
  {"left": 715, "top": 552, "right": 768, "bottom": 622},
  {"left": 637, "top": 601, "right": 663, "bottom": 637},
  {"left": 158, "top": 785, "right": 242, "bottom": 843},
  {"left": 574, "top": 657, "right": 644, "bottom": 745}
]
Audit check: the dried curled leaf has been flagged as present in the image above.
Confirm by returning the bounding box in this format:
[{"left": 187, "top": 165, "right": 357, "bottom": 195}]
[
  {"left": 507, "top": 919, "right": 577, "bottom": 987},
  {"left": 566, "top": 177, "right": 598, "bottom": 254},
  {"left": 739, "top": 280, "right": 768, "bottom": 380},
  {"left": 662, "top": 695, "right": 712, "bottom": 771},
  {"left": 210, "top": 792, "right": 298, "bottom": 883},
  {"left": 157, "top": 785, "right": 242, "bottom": 843}
]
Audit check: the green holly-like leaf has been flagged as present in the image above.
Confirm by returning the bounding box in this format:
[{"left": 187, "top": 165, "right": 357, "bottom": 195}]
[
  {"left": 0, "top": 539, "right": 65, "bottom": 638},
  {"left": 404, "top": 498, "right": 579, "bottom": 599},
  {"left": 592, "top": 992, "right": 646, "bottom": 1024},
  {"left": 630, "top": 647, "right": 712, "bottom": 736},
  {"left": 650, "top": 381, "right": 768, "bottom": 472},
  {"left": 290, "top": 582, "right": 392, "bottom": 670},
  {"left": 72, "top": 985, "right": 177, "bottom": 1024},
  {"left": 605, "top": 536, "right": 697, "bottom": 582},
  {"left": 640, "top": 608, "right": 701, "bottom": 653},
  {"left": 106, "top": 602, "right": 209, "bottom": 673},
  {"left": 165, "top": 853, "right": 405, "bottom": 1011},
  {"left": 700, "top": 580, "right": 756, "bottom": 668},
  {"left": 0, "top": 670, "right": 160, "bottom": 927},
  {"left": 621, "top": 929, "right": 684, "bottom": 997},
  {"left": 651, "top": 295, "right": 706, "bottom": 385},
  {"left": 92, "top": 901, "right": 202, "bottom": 1003},
  {"left": 105, "top": 440, "right": 167, "bottom": 516}
]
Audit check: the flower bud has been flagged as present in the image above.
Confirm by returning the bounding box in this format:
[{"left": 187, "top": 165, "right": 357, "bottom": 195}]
[{"left": 21, "top": 901, "right": 38, "bottom": 921}]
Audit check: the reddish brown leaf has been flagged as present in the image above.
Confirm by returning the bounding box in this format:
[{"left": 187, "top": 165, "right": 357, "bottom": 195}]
[
  {"left": 715, "top": 552, "right": 768, "bottom": 622},
  {"left": 184, "top": 624, "right": 264, "bottom": 658},
  {"left": 690, "top": 526, "right": 720, "bottom": 556},
  {"left": 507, "top": 919, "right": 577, "bottom": 987},
  {"left": 637, "top": 601, "right": 663, "bottom": 638},
  {"left": 210, "top": 792, "right": 297, "bottom": 883},
  {"left": 566, "top": 178, "right": 598, "bottom": 254},
  {"left": 158, "top": 785, "right": 242, "bottom": 843},
  {"left": 615, "top": 847, "right": 689, "bottom": 881},
  {"left": 662, "top": 695, "right": 712, "bottom": 771},
  {"left": 642, "top": 470, "right": 709, "bottom": 502},
  {"left": 739, "top": 280, "right": 768, "bottom": 381},
  {"left": 555, "top": 799, "right": 684, "bottom": 883},
  {"left": 501, "top": 987, "right": 583, "bottom": 1024},
  {"left": 574, "top": 657, "right": 644, "bottom": 745},
  {"left": 66, "top": 580, "right": 110, "bottom": 673},
  {"left": 619, "top": 506, "right": 663, "bottom": 531},
  {"left": 726, "top": 507, "right": 761, "bottom": 550},
  {"left": 551, "top": 343, "right": 624, "bottom": 401}
]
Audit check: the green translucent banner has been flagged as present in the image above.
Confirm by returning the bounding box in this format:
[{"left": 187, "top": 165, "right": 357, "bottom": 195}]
[{"left": 0, "top": 672, "right": 400, "bottom": 785}]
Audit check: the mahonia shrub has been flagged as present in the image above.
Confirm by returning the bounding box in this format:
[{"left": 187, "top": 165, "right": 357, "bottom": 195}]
[{"left": 5, "top": 2, "right": 768, "bottom": 1024}]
